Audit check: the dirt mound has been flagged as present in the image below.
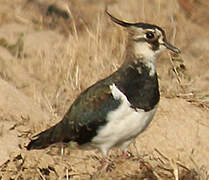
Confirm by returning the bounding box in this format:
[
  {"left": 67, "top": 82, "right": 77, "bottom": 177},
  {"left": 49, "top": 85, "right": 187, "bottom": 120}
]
[
  {"left": 0, "top": 96, "right": 207, "bottom": 179},
  {"left": 0, "top": 78, "right": 50, "bottom": 166}
]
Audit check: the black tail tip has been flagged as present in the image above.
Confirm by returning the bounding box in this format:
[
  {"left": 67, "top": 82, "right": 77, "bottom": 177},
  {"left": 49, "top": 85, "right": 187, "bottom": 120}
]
[
  {"left": 26, "top": 140, "right": 37, "bottom": 150},
  {"left": 26, "top": 138, "right": 48, "bottom": 150}
]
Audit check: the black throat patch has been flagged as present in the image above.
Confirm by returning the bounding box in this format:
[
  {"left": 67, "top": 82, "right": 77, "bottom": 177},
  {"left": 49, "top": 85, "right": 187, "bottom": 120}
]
[{"left": 114, "top": 60, "right": 160, "bottom": 111}]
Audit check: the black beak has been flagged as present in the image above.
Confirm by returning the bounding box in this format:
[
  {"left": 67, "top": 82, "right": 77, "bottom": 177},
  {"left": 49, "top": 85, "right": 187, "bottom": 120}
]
[{"left": 163, "top": 41, "right": 181, "bottom": 54}]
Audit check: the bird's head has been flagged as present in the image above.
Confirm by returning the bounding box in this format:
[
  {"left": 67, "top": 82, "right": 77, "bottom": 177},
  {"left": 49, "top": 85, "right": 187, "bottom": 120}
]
[{"left": 106, "top": 10, "right": 180, "bottom": 62}]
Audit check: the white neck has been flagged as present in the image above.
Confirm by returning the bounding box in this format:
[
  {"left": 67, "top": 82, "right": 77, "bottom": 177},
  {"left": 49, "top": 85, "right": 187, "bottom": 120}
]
[
  {"left": 134, "top": 42, "right": 158, "bottom": 76},
  {"left": 134, "top": 41, "right": 157, "bottom": 62}
]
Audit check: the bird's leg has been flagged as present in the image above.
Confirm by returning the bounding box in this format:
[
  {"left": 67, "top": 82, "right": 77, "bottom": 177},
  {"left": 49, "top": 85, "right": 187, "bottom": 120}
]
[
  {"left": 98, "top": 154, "right": 111, "bottom": 166},
  {"left": 96, "top": 148, "right": 115, "bottom": 172},
  {"left": 121, "top": 149, "right": 133, "bottom": 158},
  {"left": 120, "top": 139, "right": 134, "bottom": 159},
  {"left": 132, "top": 140, "right": 140, "bottom": 157},
  {"left": 98, "top": 157, "right": 115, "bottom": 172}
]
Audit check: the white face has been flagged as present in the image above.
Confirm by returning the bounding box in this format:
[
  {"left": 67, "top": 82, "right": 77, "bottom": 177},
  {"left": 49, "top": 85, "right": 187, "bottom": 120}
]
[{"left": 131, "top": 28, "right": 166, "bottom": 62}]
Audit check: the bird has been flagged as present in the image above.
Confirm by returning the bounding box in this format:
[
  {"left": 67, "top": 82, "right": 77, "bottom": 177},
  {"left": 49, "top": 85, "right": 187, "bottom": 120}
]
[{"left": 26, "top": 10, "right": 180, "bottom": 156}]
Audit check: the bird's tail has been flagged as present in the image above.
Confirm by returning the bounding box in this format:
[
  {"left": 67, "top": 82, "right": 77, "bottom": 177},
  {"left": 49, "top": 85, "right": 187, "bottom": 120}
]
[{"left": 27, "top": 121, "right": 71, "bottom": 150}]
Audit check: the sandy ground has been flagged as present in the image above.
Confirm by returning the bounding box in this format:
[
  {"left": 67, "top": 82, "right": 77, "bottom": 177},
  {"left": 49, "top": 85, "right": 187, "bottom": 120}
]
[{"left": 0, "top": 0, "right": 209, "bottom": 179}]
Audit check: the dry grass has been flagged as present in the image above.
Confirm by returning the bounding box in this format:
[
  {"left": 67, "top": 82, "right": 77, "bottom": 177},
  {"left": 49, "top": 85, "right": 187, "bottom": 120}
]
[{"left": 0, "top": 0, "right": 209, "bottom": 179}]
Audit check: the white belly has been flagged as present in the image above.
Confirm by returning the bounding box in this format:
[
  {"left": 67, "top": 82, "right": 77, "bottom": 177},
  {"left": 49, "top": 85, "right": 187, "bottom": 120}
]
[{"left": 91, "top": 84, "right": 158, "bottom": 155}]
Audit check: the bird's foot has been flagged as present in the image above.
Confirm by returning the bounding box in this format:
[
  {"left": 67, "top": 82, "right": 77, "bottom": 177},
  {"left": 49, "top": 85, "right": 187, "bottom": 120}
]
[
  {"left": 98, "top": 156, "right": 115, "bottom": 172},
  {"left": 121, "top": 150, "right": 134, "bottom": 159}
]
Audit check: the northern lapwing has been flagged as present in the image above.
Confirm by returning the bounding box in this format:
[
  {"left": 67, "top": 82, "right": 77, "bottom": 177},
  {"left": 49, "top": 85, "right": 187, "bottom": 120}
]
[{"left": 27, "top": 10, "right": 180, "bottom": 156}]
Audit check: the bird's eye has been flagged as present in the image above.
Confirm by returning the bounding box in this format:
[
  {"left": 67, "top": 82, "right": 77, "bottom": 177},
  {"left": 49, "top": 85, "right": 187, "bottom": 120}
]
[{"left": 146, "top": 32, "right": 155, "bottom": 39}]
